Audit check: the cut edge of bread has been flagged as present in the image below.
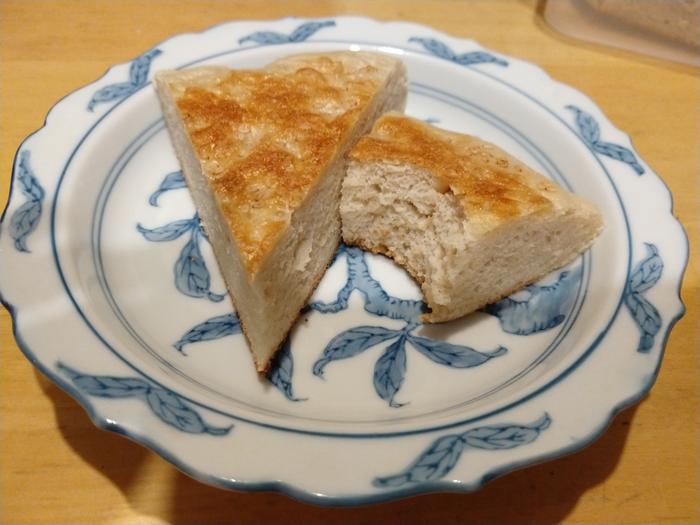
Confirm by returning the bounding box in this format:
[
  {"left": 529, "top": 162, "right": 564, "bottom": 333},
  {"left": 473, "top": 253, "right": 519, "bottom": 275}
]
[
  {"left": 341, "top": 157, "right": 603, "bottom": 323},
  {"left": 155, "top": 53, "right": 407, "bottom": 371}
]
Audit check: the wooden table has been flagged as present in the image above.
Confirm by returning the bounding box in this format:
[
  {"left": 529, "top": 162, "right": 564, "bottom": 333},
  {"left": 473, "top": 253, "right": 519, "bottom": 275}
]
[{"left": 1, "top": 1, "right": 697, "bottom": 523}]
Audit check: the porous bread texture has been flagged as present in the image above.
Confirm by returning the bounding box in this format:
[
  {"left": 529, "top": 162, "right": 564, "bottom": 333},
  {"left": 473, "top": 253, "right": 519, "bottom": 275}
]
[
  {"left": 156, "top": 52, "right": 407, "bottom": 371},
  {"left": 341, "top": 114, "right": 603, "bottom": 323}
]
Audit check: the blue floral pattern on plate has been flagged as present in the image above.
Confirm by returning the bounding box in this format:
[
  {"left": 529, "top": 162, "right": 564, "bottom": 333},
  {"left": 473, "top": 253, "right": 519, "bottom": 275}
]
[
  {"left": 314, "top": 323, "right": 506, "bottom": 407},
  {"left": 137, "top": 171, "right": 225, "bottom": 302},
  {"left": 137, "top": 214, "right": 226, "bottom": 302},
  {"left": 310, "top": 246, "right": 508, "bottom": 407},
  {"left": 174, "top": 312, "right": 241, "bottom": 353},
  {"left": 409, "top": 37, "right": 507, "bottom": 67},
  {"left": 57, "top": 362, "right": 231, "bottom": 435},
  {"left": 375, "top": 414, "right": 550, "bottom": 487},
  {"left": 625, "top": 243, "right": 663, "bottom": 352},
  {"left": 239, "top": 20, "right": 336, "bottom": 46},
  {"left": 484, "top": 266, "right": 582, "bottom": 335},
  {"left": 148, "top": 170, "right": 187, "bottom": 206},
  {"left": 88, "top": 49, "right": 161, "bottom": 112},
  {"left": 566, "top": 105, "right": 645, "bottom": 175},
  {"left": 266, "top": 340, "right": 305, "bottom": 402},
  {"left": 9, "top": 151, "right": 44, "bottom": 253}
]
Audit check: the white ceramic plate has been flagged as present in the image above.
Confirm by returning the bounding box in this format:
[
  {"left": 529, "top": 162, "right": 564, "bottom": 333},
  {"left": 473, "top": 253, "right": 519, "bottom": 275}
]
[{"left": 0, "top": 17, "right": 687, "bottom": 505}]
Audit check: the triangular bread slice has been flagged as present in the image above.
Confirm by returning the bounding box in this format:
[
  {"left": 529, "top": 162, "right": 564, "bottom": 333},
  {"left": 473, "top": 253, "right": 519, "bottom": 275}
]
[
  {"left": 155, "top": 52, "right": 407, "bottom": 370},
  {"left": 341, "top": 113, "right": 603, "bottom": 322}
]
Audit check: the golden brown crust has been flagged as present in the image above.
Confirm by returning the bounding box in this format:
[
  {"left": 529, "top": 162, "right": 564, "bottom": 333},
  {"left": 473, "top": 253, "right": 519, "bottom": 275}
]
[
  {"left": 160, "top": 52, "right": 400, "bottom": 275},
  {"left": 349, "top": 113, "right": 559, "bottom": 228}
]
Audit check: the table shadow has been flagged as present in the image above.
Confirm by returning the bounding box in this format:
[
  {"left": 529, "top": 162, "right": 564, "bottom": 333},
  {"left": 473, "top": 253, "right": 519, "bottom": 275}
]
[
  {"left": 40, "top": 367, "right": 641, "bottom": 524},
  {"left": 36, "top": 371, "right": 156, "bottom": 508}
]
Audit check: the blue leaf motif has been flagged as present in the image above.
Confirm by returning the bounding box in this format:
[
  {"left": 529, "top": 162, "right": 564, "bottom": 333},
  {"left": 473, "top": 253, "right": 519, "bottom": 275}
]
[
  {"left": 88, "top": 48, "right": 161, "bottom": 111},
  {"left": 483, "top": 266, "right": 582, "bottom": 335},
  {"left": 408, "top": 334, "right": 506, "bottom": 368},
  {"left": 289, "top": 20, "right": 336, "bottom": 42},
  {"left": 625, "top": 292, "right": 661, "bottom": 352},
  {"left": 129, "top": 49, "right": 162, "bottom": 86},
  {"left": 137, "top": 218, "right": 195, "bottom": 242},
  {"left": 624, "top": 243, "right": 664, "bottom": 353},
  {"left": 309, "top": 246, "right": 511, "bottom": 405},
  {"left": 58, "top": 363, "right": 151, "bottom": 397},
  {"left": 361, "top": 279, "right": 424, "bottom": 322},
  {"left": 374, "top": 434, "right": 465, "bottom": 487},
  {"left": 87, "top": 82, "right": 136, "bottom": 111},
  {"left": 462, "top": 414, "right": 551, "bottom": 450},
  {"left": 636, "top": 297, "right": 662, "bottom": 341},
  {"left": 138, "top": 175, "right": 223, "bottom": 303},
  {"left": 238, "top": 31, "right": 291, "bottom": 45},
  {"left": 310, "top": 246, "right": 424, "bottom": 322},
  {"left": 174, "top": 313, "right": 241, "bottom": 353},
  {"left": 17, "top": 153, "right": 45, "bottom": 201},
  {"left": 149, "top": 170, "right": 186, "bottom": 206},
  {"left": 373, "top": 336, "right": 408, "bottom": 407},
  {"left": 638, "top": 334, "right": 655, "bottom": 353},
  {"left": 408, "top": 37, "right": 507, "bottom": 66},
  {"left": 565, "top": 105, "right": 600, "bottom": 144},
  {"left": 174, "top": 230, "right": 226, "bottom": 302},
  {"left": 10, "top": 200, "right": 42, "bottom": 252},
  {"left": 145, "top": 388, "right": 230, "bottom": 435},
  {"left": 57, "top": 362, "right": 232, "bottom": 435},
  {"left": 628, "top": 244, "right": 662, "bottom": 294},
  {"left": 239, "top": 20, "right": 336, "bottom": 45},
  {"left": 267, "top": 339, "right": 305, "bottom": 401},
  {"left": 374, "top": 414, "right": 550, "bottom": 488},
  {"left": 591, "top": 142, "right": 645, "bottom": 175},
  {"left": 454, "top": 51, "right": 508, "bottom": 66},
  {"left": 566, "top": 105, "right": 645, "bottom": 175},
  {"left": 408, "top": 37, "right": 457, "bottom": 61},
  {"left": 312, "top": 325, "right": 400, "bottom": 377},
  {"left": 9, "top": 151, "right": 45, "bottom": 253},
  {"left": 309, "top": 278, "right": 354, "bottom": 314}
]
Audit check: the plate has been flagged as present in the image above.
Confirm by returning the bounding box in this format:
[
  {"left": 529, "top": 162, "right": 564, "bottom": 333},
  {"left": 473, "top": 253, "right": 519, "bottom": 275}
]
[{"left": 0, "top": 17, "right": 687, "bottom": 505}]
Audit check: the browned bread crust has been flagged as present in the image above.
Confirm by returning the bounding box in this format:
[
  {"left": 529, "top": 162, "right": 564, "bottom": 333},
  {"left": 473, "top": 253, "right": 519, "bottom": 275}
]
[
  {"left": 349, "top": 113, "right": 566, "bottom": 236},
  {"left": 156, "top": 52, "right": 407, "bottom": 370},
  {"left": 159, "top": 52, "right": 405, "bottom": 275},
  {"left": 343, "top": 113, "right": 604, "bottom": 322}
]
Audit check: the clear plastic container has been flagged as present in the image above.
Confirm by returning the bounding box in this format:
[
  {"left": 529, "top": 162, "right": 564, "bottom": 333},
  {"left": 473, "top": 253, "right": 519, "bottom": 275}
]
[{"left": 543, "top": 0, "right": 699, "bottom": 67}]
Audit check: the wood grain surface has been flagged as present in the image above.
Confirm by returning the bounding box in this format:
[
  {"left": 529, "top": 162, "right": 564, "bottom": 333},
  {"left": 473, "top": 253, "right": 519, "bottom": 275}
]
[{"left": 1, "top": 1, "right": 698, "bottom": 523}]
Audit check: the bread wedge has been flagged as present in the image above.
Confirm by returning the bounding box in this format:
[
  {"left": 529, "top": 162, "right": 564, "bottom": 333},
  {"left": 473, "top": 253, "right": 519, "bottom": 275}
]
[
  {"left": 155, "top": 52, "right": 407, "bottom": 371},
  {"left": 341, "top": 113, "right": 603, "bottom": 322}
]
